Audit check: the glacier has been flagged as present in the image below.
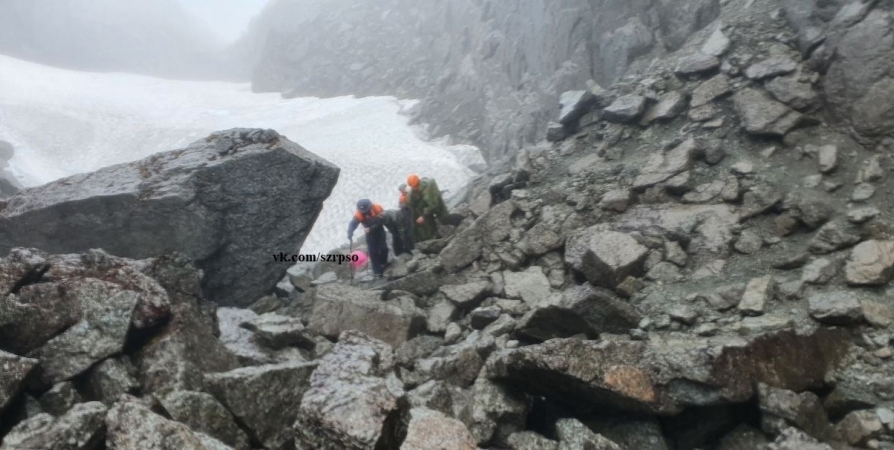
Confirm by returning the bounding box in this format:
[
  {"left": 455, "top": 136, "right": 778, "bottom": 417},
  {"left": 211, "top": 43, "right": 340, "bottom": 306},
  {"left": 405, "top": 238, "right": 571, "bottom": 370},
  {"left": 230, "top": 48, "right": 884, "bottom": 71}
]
[{"left": 0, "top": 55, "right": 480, "bottom": 254}]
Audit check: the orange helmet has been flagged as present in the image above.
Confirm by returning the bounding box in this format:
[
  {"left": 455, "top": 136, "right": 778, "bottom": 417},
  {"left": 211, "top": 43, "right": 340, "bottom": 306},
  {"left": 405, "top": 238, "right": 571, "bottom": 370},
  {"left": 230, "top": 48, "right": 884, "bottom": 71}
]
[{"left": 407, "top": 174, "right": 420, "bottom": 188}]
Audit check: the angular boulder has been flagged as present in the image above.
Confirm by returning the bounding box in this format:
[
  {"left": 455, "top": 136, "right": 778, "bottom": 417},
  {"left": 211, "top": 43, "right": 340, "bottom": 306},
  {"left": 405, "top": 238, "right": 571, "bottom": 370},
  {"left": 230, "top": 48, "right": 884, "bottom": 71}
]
[
  {"left": 502, "top": 267, "right": 551, "bottom": 307},
  {"left": 603, "top": 95, "right": 647, "bottom": 123},
  {"left": 565, "top": 227, "right": 649, "bottom": 289},
  {"left": 0, "top": 402, "right": 107, "bottom": 450},
  {"left": 439, "top": 281, "right": 492, "bottom": 308},
  {"left": 0, "top": 350, "right": 38, "bottom": 415},
  {"left": 558, "top": 90, "right": 595, "bottom": 125},
  {"left": 487, "top": 328, "right": 848, "bottom": 415},
  {"left": 308, "top": 284, "right": 426, "bottom": 347},
  {"left": 808, "top": 291, "right": 864, "bottom": 325},
  {"left": 0, "top": 129, "right": 340, "bottom": 306},
  {"left": 845, "top": 240, "right": 894, "bottom": 286},
  {"left": 515, "top": 285, "right": 641, "bottom": 341},
  {"left": 295, "top": 331, "right": 400, "bottom": 450},
  {"left": 204, "top": 361, "right": 316, "bottom": 450},
  {"left": 633, "top": 139, "right": 696, "bottom": 189},
  {"left": 732, "top": 88, "right": 806, "bottom": 136},
  {"left": 440, "top": 200, "right": 518, "bottom": 272},
  {"left": 401, "top": 407, "right": 477, "bottom": 450},
  {"left": 155, "top": 389, "right": 251, "bottom": 450},
  {"left": 106, "top": 398, "right": 233, "bottom": 450}
]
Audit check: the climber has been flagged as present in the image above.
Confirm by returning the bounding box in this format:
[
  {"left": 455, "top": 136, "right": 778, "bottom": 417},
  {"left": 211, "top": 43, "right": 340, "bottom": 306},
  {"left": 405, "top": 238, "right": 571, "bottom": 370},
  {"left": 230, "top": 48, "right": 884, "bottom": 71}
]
[
  {"left": 347, "top": 199, "right": 389, "bottom": 278},
  {"left": 406, "top": 174, "right": 448, "bottom": 243},
  {"left": 383, "top": 184, "right": 414, "bottom": 256}
]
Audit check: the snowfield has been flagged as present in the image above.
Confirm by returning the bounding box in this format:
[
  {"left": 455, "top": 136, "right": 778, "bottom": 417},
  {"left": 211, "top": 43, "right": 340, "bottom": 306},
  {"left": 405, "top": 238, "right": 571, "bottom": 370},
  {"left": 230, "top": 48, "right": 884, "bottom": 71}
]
[{"left": 0, "top": 55, "right": 480, "bottom": 254}]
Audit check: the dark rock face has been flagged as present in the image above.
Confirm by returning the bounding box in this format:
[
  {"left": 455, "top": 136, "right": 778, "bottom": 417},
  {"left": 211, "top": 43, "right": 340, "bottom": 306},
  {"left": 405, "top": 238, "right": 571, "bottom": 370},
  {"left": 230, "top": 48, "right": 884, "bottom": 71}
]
[
  {"left": 0, "top": 350, "right": 37, "bottom": 416},
  {"left": 244, "top": 0, "right": 719, "bottom": 162},
  {"left": 106, "top": 397, "right": 233, "bottom": 450},
  {"left": 488, "top": 328, "right": 848, "bottom": 415},
  {"left": 0, "top": 401, "right": 107, "bottom": 450},
  {"left": 0, "top": 129, "right": 339, "bottom": 306}
]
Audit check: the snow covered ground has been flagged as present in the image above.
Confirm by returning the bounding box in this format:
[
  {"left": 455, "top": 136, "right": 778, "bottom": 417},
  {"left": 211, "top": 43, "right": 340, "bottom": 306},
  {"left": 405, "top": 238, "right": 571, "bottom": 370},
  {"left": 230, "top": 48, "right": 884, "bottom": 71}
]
[{"left": 0, "top": 55, "right": 481, "bottom": 254}]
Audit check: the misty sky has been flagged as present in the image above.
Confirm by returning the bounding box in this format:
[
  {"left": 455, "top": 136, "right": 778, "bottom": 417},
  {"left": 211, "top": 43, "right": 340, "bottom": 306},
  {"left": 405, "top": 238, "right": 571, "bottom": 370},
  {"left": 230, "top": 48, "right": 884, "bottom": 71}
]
[{"left": 179, "top": 0, "right": 269, "bottom": 43}]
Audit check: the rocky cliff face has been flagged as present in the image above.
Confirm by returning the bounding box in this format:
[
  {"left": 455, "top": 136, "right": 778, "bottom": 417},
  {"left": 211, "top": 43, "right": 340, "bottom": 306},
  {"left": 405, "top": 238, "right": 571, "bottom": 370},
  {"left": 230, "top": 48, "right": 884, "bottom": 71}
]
[{"left": 248, "top": 0, "right": 720, "bottom": 163}]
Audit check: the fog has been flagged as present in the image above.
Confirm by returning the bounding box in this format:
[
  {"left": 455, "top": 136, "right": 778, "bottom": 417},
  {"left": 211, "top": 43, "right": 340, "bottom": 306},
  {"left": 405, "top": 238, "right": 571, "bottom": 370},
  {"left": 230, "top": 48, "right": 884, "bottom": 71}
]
[{"left": 0, "top": 0, "right": 270, "bottom": 80}]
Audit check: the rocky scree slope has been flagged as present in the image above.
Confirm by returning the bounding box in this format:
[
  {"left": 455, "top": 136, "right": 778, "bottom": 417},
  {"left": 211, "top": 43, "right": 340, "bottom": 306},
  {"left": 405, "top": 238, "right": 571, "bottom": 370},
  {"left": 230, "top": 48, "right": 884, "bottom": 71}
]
[
  {"left": 247, "top": 0, "right": 721, "bottom": 164},
  {"left": 3, "top": 0, "right": 894, "bottom": 449}
]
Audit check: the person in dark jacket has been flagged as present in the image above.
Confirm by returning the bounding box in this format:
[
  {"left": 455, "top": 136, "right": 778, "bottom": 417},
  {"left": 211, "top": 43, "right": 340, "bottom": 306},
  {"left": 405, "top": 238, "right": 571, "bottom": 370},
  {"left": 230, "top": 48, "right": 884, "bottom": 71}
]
[{"left": 347, "top": 199, "right": 389, "bottom": 278}]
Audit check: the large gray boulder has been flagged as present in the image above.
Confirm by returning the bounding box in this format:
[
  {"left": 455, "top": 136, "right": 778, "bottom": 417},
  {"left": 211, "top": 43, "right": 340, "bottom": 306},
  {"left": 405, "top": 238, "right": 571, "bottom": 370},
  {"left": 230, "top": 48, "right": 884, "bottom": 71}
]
[
  {"left": 155, "top": 389, "right": 251, "bottom": 450},
  {"left": 205, "top": 361, "right": 316, "bottom": 449},
  {"left": 515, "top": 285, "right": 641, "bottom": 341},
  {"left": 0, "top": 401, "right": 107, "bottom": 450},
  {"left": 295, "top": 331, "right": 401, "bottom": 450},
  {"left": 0, "top": 129, "right": 339, "bottom": 306},
  {"left": 106, "top": 397, "right": 233, "bottom": 450},
  {"left": 440, "top": 200, "right": 518, "bottom": 272},
  {"left": 0, "top": 248, "right": 171, "bottom": 385},
  {"left": 845, "top": 240, "right": 894, "bottom": 286},
  {"left": 488, "top": 328, "right": 848, "bottom": 415},
  {"left": 565, "top": 227, "right": 649, "bottom": 289},
  {"left": 0, "top": 350, "right": 37, "bottom": 416},
  {"left": 401, "top": 407, "right": 477, "bottom": 450},
  {"left": 308, "top": 284, "right": 426, "bottom": 347}
]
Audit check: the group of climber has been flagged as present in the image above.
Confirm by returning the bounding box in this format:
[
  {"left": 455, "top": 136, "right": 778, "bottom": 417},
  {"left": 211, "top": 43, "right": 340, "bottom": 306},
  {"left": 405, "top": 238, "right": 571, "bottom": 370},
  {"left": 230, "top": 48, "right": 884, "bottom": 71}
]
[{"left": 347, "top": 174, "right": 449, "bottom": 279}]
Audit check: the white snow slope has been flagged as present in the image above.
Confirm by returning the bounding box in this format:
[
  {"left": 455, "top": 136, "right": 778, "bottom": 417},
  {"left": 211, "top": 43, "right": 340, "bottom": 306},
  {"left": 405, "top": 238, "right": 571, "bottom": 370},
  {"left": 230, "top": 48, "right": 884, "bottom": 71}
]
[{"left": 0, "top": 55, "right": 480, "bottom": 254}]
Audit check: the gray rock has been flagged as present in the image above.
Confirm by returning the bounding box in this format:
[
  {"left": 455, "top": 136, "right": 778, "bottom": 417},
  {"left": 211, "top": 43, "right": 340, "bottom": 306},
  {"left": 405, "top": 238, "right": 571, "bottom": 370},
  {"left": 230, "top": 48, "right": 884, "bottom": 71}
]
[
  {"left": 691, "top": 74, "right": 731, "bottom": 107},
  {"left": 0, "top": 402, "right": 107, "bottom": 450},
  {"left": 783, "top": 190, "right": 833, "bottom": 230},
  {"left": 768, "top": 427, "right": 832, "bottom": 450},
  {"left": 732, "top": 88, "right": 806, "bottom": 136},
  {"left": 0, "top": 350, "right": 38, "bottom": 415},
  {"left": 135, "top": 303, "right": 240, "bottom": 394},
  {"left": 87, "top": 357, "right": 138, "bottom": 405},
  {"left": 470, "top": 306, "right": 502, "bottom": 329},
  {"left": 816, "top": 145, "right": 837, "bottom": 174},
  {"left": 38, "top": 382, "right": 83, "bottom": 417},
  {"left": 411, "top": 334, "right": 491, "bottom": 388},
  {"left": 766, "top": 76, "right": 819, "bottom": 110},
  {"left": 0, "top": 248, "right": 169, "bottom": 367},
  {"left": 603, "top": 95, "right": 647, "bottom": 123},
  {"left": 745, "top": 57, "right": 798, "bottom": 80},
  {"left": 396, "top": 336, "right": 444, "bottom": 367},
  {"left": 565, "top": 228, "right": 649, "bottom": 289},
  {"left": 675, "top": 52, "right": 720, "bottom": 75},
  {"left": 439, "top": 281, "right": 492, "bottom": 308},
  {"left": 809, "top": 220, "right": 862, "bottom": 254},
  {"left": 502, "top": 267, "right": 551, "bottom": 307},
  {"left": 377, "top": 269, "right": 443, "bottom": 296},
  {"left": 836, "top": 410, "right": 883, "bottom": 446},
  {"left": 155, "top": 389, "right": 251, "bottom": 450},
  {"left": 682, "top": 180, "right": 724, "bottom": 204},
  {"left": 846, "top": 240, "right": 894, "bottom": 286},
  {"left": 852, "top": 182, "right": 876, "bottom": 202},
  {"left": 600, "top": 190, "right": 633, "bottom": 213},
  {"left": 428, "top": 300, "right": 458, "bottom": 334},
  {"left": 555, "top": 417, "right": 621, "bottom": 450},
  {"left": 518, "top": 222, "right": 564, "bottom": 256},
  {"left": 0, "top": 129, "right": 339, "bottom": 306},
  {"left": 738, "top": 275, "right": 773, "bottom": 316},
  {"left": 547, "top": 122, "right": 568, "bottom": 142},
  {"left": 401, "top": 407, "right": 477, "bottom": 450},
  {"left": 633, "top": 139, "right": 696, "bottom": 189},
  {"left": 515, "top": 285, "right": 641, "bottom": 341},
  {"left": 467, "top": 378, "right": 530, "bottom": 447},
  {"left": 717, "top": 425, "right": 770, "bottom": 450},
  {"left": 241, "top": 313, "right": 314, "bottom": 350},
  {"left": 668, "top": 305, "right": 699, "bottom": 326},
  {"left": 734, "top": 230, "right": 763, "bottom": 255},
  {"left": 701, "top": 28, "right": 731, "bottom": 57},
  {"left": 308, "top": 284, "right": 425, "bottom": 347},
  {"left": 801, "top": 258, "right": 837, "bottom": 285},
  {"left": 507, "top": 432, "right": 559, "bottom": 450},
  {"left": 808, "top": 290, "right": 863, "bottom": 325},
  {"left": 444, "top": 323, "right": 463, "bottom": 344},
  {"left": 216, "top": 307, "right": 279, "bottom": 366},
  {"left": 559, "top": 90, "right": 595, "bottom": 125},
  {"left": 758, "top": 383, "right": 833, "bottom": 441},
  {"left": 205, "top": 361, "right": 316, "bottom": 449},
  {"left": 295, "top": 331, "right": 400, "bottom": 450},
  {"left": 106, "top": 397, "right": 233, "bottom": 450},
  {"left": 641, "top": 91, "right": 686, "bottom": 125},
  {"left": 664, "top": 241, "right": 688, "bottom": 267},
  {"left": 440, "top": 201, "right": 518, "bottom": 272},
  {"left": 488, "top": 327, "right": 848, "bottom": 415}
]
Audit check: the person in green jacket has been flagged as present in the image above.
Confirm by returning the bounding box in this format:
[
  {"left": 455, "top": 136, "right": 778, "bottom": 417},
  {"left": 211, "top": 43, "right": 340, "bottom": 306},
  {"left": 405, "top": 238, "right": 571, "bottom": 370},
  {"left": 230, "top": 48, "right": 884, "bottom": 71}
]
[{"left": 406, "top": 174, "right": 448, "bottom": 242}]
